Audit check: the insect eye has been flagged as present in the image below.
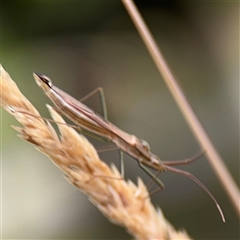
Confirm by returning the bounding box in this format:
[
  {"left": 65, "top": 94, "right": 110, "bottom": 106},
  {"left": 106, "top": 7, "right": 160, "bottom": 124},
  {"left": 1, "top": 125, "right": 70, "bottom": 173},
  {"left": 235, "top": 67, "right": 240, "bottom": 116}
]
[
  {"left": 34, "top": 72, "right": 52, "bottom": 87},
  {"left": 140, "top": 139, "right": 150, "bottom": 151}
]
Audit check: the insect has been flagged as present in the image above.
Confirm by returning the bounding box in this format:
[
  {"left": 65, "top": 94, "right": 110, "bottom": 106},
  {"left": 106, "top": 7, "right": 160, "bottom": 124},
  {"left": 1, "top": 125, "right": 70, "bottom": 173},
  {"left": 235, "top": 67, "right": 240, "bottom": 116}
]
[{"left": 33, "top": 72, "right": 225, "bottom": 222}]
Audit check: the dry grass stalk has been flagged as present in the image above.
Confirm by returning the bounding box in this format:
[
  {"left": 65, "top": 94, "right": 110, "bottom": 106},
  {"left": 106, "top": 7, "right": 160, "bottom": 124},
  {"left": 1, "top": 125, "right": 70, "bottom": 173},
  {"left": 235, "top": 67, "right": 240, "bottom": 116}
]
[
  {"left": 0, "top": 64, "right": 192, "bottom": 240},
  {"left": 122, "top": 0, "right": 240, "bottom": 215}
]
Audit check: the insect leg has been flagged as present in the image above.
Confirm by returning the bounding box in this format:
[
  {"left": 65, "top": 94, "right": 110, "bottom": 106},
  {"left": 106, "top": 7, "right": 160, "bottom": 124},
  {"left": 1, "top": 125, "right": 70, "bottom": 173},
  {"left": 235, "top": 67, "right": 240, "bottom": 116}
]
[
  {"left": 87, "top": 88, "right": 125, "bottom": 176},
  {"left": 79, "top": 87, "right": 108, "bottom": 120},
  {"left": 163, "top": 151, "right": 204, "bottom": 166},
  {"left": 138, "top": 162, "right": 165, "bottom": 190},
  {"left": 119, "top": 150, "right": 125, "bottom": 177},
  {"left": 96, "top": 145, "right": 117, "bottom": 153},
  {"left": 80, "top": 88, "right": 126, "bottom": 177},
  {"left": 146, "top": 170, "right": 162, "bottom": 191},
  {"left": 164, "top": 165, "right": 225, "bottom": 222}
]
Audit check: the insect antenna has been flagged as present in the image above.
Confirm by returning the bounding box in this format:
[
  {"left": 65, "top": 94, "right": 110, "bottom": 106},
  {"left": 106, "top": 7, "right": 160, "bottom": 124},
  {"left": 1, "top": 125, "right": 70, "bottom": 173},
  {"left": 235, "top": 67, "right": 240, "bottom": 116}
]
[{"left": 164, "top": 165, "right": 225, "bottom": 222}]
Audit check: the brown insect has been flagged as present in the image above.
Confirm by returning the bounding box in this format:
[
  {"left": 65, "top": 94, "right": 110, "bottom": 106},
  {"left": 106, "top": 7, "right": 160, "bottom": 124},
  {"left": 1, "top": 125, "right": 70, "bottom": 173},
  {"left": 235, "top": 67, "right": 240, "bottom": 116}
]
[{"left": 33, "top": 72, "right": 225, "bottom": 222}]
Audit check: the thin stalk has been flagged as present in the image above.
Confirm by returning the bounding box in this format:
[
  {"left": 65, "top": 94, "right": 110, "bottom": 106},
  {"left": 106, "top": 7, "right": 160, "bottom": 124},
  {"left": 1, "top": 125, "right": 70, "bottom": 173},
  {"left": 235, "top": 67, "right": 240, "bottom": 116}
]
[
  {"left": 0, "top": 64, "right": 193, "bottom": 239},
  {"left": 121, "top": 0, "right": 240, "bottom": 216}
]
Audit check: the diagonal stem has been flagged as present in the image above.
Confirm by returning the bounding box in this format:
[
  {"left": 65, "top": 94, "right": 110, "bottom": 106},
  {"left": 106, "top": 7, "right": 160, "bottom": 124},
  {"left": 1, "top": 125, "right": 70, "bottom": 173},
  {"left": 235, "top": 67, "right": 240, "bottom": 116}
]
[{"left": 121, "top": 0, "right": 240, "bottom": 216}]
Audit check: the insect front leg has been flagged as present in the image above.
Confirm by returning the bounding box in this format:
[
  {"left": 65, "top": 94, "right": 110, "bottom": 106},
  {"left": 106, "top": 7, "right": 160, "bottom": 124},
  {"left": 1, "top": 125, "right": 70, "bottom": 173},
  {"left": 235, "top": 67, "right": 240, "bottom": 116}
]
[
  {"left": 79, "top": 87, "right": 108, "bottom": 120},
  {"left": 80, "top": 87, "right": 126, "bottom": 177},
  {"left": 162, "top": 151, "right": 204, "bottom": 166}
]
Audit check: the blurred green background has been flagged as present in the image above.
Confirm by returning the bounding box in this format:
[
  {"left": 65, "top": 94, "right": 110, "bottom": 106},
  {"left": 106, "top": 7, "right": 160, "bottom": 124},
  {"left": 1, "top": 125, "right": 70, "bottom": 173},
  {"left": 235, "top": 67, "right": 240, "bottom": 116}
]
[{"left": 1, "top": 1, "right": 239, "bottom": 239}]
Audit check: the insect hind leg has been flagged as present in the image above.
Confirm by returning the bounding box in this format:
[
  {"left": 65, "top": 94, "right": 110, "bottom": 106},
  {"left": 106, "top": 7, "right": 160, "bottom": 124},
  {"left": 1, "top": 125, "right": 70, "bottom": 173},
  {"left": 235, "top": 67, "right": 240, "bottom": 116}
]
[
  {"left": 164, "top": 165, "right": 225, "bottom": 222},
  {"left": 162, "top": 151, "right": 204, "bottom": 166}
]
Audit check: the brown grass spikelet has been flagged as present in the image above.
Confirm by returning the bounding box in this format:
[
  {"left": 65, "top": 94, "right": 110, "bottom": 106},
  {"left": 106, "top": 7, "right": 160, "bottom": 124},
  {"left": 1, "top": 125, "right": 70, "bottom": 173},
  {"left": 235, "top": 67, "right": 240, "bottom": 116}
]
[{"left": 0, "top": 64, "right": 192, "bottom": 239}]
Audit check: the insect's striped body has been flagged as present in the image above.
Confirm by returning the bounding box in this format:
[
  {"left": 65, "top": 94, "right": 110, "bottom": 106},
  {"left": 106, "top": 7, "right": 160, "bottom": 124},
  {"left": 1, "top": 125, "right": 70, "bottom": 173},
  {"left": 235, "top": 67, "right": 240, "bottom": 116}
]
[
  {"left": 34, "top": 72, "right": 225, "bottom": 222},
  {"left": 35, "top": 73, "right": 165, "bottom": 172}
]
